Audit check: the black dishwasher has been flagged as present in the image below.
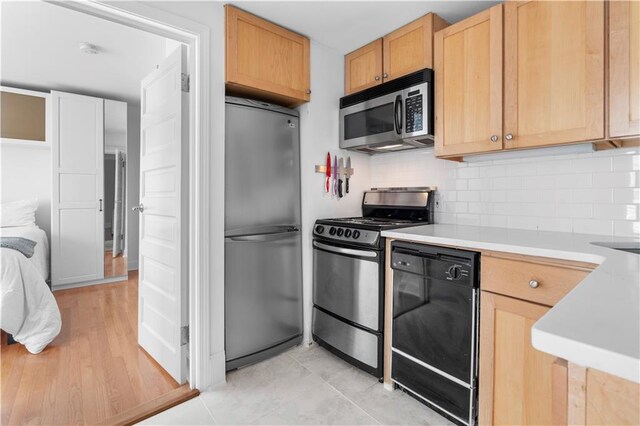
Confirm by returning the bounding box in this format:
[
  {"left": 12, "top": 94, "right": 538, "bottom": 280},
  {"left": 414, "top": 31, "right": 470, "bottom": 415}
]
[{"left": 391, "top": 241, "right": 479, "bottom": 426}]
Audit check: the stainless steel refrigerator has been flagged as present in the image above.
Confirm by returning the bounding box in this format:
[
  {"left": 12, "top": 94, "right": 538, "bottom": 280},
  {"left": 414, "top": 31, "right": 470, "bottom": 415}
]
[{"left": 224, "top": 97, "right": 303, "bottom": 370}]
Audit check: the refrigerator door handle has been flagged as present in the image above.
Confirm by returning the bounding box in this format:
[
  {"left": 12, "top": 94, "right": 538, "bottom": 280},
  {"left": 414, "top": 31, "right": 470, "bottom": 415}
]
[{"left": 225, "top": 228, "right": 299, "bottom": 243}]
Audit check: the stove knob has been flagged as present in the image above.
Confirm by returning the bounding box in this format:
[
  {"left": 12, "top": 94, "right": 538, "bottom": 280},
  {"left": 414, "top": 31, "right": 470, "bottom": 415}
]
[
  {"left": 352, "top": 230, "right": 361, "bottom": 239},
  {"left": 336, "top": 228, "right": 344, "bottom": 237},
  {"left": 329, "top": 227, "right": 336, "bottom": 236},
  {"left": 315, "top": 225, "right": 325, "bottom": 234},
  {"left": 344, "top": 229, "right": 352, "bottom": 238}
]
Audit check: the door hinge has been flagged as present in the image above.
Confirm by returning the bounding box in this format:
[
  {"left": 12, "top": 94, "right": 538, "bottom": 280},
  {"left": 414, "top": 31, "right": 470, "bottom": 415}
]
[
  {"left": 181, "top": 73, "right": 190, "bottom": 93},
  {"left": 181, "top": 325, "right": 189, "bottom": 345}
]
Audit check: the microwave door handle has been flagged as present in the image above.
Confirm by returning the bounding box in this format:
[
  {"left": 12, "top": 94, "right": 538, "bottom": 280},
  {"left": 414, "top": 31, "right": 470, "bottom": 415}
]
[{"left": 394, "top": 95, "right": 403, "bottom": 135}]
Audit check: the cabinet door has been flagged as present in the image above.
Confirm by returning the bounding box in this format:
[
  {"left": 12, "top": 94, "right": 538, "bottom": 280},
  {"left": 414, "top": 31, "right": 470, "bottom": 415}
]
[
  {"left": 382, "top": 14, "right": 448, "bottom": 82},
  {"left": 344, "top": 39, "right": 383, "bottom": 95},
  {"left": 609, "top": 0, "right": 640, "bottom": 139},
  {"left": 479, "top": 291, "right": 558, "bottom": 425},
  {"left": 225, "top": 6, "right": 310, "bottom": 105},
  {"left": 504, "top": 0, "right": 605, "bottom": 149},
  {"left": 434, "top": 5, "right": 503, "bottom": 157}
]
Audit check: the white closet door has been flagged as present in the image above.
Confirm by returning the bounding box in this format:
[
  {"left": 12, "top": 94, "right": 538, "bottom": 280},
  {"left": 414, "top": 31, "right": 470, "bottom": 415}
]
[
  {"left": 51, "top": 91, "right": 104, "bottom": 286},
  {"left": 137, "top": 45, "right": 188, "bottom": 384}
]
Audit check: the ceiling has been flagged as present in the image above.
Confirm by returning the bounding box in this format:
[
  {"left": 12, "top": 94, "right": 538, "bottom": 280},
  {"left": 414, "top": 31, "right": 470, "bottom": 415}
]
[
  {"left": 0, "top": 1, "right": 168, "bottom": 104},
  {"left": 230, "top": 1, "right": 500, "bottom": 54},
  {"left": 1, "top": 1, "right": 499, "bottom": 103}
]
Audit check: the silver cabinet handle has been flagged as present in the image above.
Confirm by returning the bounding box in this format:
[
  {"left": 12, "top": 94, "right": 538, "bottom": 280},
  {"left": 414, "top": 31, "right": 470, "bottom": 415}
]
[
  {"left": 505, "top": 133, "right": 514, "bottom": 141},
  {"left": 383, "top": 73, "right": 389, "bottom": 78},
  {"left": 99, "top": 199, "right": 103, "bottom": 212},
  {"left": 374, "top": 75, "right": 381, "bottom": 81},
  {"left": 529, "top": 279, "right": 539, "bottom": 289},
  {"left": 490, "top": 135, "right": 499, "bottom": 142},
  {"left": 132, "top": 204, "right": 144, "bottom": 213},
  {"left": 305, "top": 89, "right": 311, "bottom": 94}
]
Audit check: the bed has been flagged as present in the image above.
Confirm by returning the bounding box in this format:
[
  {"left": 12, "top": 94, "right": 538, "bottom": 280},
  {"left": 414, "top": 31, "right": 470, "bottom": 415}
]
[{"left": 0, "top": 223, "right": 61, "bottom": 354}]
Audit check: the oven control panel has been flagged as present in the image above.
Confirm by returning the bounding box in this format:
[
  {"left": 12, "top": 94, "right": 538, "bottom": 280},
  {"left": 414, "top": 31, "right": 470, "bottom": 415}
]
[{"left": 314, "top": 225, "right": 380, "bottom": 246}]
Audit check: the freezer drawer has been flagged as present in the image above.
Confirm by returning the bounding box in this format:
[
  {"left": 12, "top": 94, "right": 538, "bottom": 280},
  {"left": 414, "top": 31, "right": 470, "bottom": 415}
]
[
  {"left": 312, "top": 307, "right": 380, "bottom": 369},
  {"left": 313, "top": 243, "right": 381, "bottom": 331},
  {"left": 225, "top": 231, "right": 302, "bottom": 362}
]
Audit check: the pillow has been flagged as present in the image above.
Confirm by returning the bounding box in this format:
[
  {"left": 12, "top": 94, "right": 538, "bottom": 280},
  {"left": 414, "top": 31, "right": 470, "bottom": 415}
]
[{"left": 0, "top": 198, "right": 38, "bottom": 227}]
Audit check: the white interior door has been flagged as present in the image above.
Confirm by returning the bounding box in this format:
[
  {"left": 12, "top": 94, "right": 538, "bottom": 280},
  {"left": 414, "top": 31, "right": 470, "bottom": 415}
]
[
  {"left": 137, "top": 45, "right": 188, "bottom": 384},
  {"left": 51, "top": 91, "right": 104, "bottom": 286}
]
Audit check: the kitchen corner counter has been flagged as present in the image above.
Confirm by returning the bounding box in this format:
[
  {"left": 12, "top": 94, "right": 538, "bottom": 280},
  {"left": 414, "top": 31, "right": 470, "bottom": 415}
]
[{"left": 381, "top": 224, "right": 640, "bottom": 384}]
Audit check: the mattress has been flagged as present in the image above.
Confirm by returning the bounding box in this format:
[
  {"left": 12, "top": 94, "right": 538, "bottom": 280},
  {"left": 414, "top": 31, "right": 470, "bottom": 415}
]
[{"left": 0, "top": 225, "right": 49, "bottom": 280}]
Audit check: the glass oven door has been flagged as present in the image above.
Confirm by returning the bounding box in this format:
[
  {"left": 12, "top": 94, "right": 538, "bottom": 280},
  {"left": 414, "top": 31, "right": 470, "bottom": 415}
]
[{"left": 339, "top": 91, "right": 403, "bottom": 149}]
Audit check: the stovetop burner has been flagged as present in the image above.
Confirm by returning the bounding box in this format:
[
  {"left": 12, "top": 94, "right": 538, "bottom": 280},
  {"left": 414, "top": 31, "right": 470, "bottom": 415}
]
[
  {"left": 322, "top": 216, "right": 427, "bottom": 228},
  {"left": 314, "top": 188, "right": 436, "bottom": 248}
]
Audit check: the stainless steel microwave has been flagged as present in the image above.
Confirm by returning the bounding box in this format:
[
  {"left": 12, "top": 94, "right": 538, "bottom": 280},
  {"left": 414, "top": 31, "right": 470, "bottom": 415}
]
[{"left": 339, "top": 69, "right": 434, "bottom": 154}]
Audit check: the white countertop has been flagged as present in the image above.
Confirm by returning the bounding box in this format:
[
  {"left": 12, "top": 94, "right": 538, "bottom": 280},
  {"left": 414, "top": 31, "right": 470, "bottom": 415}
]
[{"left": 381, "top": 224, "right": 640, "bottom": 384}]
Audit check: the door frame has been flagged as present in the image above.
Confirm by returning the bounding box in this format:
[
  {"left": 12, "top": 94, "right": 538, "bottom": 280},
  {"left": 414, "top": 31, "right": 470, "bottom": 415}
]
[{"left": 48, "top": 0, "right": 213, "bottom": 390}]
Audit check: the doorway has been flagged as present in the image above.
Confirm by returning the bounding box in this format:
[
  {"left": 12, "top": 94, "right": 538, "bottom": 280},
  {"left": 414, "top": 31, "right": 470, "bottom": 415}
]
[{"left": 0, "top": 0, "right": 211, "bottom": 423}]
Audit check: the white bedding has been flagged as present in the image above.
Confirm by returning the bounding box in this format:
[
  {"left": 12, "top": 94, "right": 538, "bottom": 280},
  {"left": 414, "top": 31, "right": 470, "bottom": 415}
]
[
  {"left": 0, "top": 225, "right": 49, "bottom": 280},
  {"left": 0, "top": 226, "right": 60, "bottom": 353}
]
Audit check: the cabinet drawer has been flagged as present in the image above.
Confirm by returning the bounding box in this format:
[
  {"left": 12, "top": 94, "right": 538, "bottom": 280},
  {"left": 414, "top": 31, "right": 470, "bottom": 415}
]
[{"left": 481, "top": 255, "right": 594, "bottom": 307}]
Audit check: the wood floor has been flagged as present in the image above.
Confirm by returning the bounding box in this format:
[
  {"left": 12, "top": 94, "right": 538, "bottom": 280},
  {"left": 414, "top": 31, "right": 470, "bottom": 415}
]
[
  {"left": 105, "top": 251, "right": 128, "bottom": 278},
  {"left": 1, "top": 271, "right": 180, "bottom": 425}
]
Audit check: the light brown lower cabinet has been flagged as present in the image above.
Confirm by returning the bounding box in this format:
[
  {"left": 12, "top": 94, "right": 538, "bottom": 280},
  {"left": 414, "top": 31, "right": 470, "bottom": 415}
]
[
  {"left": 479, "top": 291, "right": 559, "bottom": 425},
  {"left": 566, "top": 362, "right": 640, "bottom": 426}
]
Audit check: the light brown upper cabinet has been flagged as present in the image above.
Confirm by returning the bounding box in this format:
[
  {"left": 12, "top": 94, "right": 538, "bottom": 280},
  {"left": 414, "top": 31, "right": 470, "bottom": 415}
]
[
  {"left": 225, "top": 5, "right": 310, "bottom": 107},
  {"left": 344, "top": 39, "right": 384, "bottom": 95},
  {"left": 609, "top": 0, "right": 640, "bottom": 139},
  {"left": 435, "top": 0, "right": 608, "bottom": 159},
  {"left": 344, "top": 13, "right": 449, "bottom": 95},
  {"left": 383, "top": 14, "right": 450, "bottom": 83},
  {"left": 435, "top": 5, "right": 503, "bottom": 157},
  {"left": 503, "top": 0, "right": 605, "bottom": 149}
]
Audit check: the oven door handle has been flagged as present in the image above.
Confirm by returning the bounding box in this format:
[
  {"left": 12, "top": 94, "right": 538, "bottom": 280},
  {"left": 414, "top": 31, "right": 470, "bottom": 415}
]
[{"left": 313, "top": 241, "right": 378, "bottom": 258}]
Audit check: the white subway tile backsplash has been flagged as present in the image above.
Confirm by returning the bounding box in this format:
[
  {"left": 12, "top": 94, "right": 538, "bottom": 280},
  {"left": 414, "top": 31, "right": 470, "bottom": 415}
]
[
  {"left": 613, "top": 188, "right": 640, "bottom": 204},
  {"left": 593, "top": 204, "right": 638, "bottom": 221},
  {"left": 457, "top": 191, "right": 481, "bottom": 202},
  {"left": 614, "top": 220, "right": 640, "bottom": 238},
  {"left": 593, "top": 172, "right": 638, "bottom": 188},
  {"left": 572, "top": 188, "right": 613, "bottom": 204},
  {"left": 557, "top": 203, "right": 593, "bottom": 219},
  {"left": 571, "top": 157, "right": 613, "bottom": 173},
  {"left": 613, "top": 154, "right": 640, "bottom": 171},
  {"left": 370, "top": 146, "right": 640, "bottom": 237},
  {"left": 572, "top": 219, "right": 614, "bottom": 236}
]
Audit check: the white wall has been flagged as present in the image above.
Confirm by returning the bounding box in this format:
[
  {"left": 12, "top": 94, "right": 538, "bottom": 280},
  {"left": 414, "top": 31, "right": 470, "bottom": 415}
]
[
  {"left": 297, "top": 41, "right": 371, "bottom": 344},
  {"left": 0, "top": 144, "right": 51, "bottom": 238},
  {"left": 370, "top": 146, "right": 640, "bottom": 237},
  {"left": 126, "top": 104, "right": 141, "bottom": 268}
]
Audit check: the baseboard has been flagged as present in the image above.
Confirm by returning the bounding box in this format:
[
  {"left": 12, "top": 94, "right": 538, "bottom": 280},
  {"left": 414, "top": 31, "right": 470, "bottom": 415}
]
[
  {"left": 128, "top": 259, "right": 139, "bottom": 270},
  {"left": 209, "top": 349, "right": 226, "bottom": 388},
  {"left": 93, "top": 383, "right": 199, "bottom": 426},
  {"left": 52, "top": 275, "right": 128, "bottom": 291}
]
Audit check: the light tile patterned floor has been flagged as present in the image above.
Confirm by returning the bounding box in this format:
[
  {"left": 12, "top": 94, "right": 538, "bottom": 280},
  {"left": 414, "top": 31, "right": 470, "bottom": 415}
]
[{"left": 140, "top": 343, "right": 453, "bottom": 425}]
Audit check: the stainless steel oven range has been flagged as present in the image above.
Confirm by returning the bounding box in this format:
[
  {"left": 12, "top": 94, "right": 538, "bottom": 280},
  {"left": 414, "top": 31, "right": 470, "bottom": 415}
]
[{"left": 311, "top": 188, "right": 435, "bottom": 378}]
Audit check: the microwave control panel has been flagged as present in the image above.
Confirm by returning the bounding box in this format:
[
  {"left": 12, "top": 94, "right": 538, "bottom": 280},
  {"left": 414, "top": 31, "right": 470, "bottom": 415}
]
[{"left": 405, "top": 90, "right": 423, "bottom": 133}]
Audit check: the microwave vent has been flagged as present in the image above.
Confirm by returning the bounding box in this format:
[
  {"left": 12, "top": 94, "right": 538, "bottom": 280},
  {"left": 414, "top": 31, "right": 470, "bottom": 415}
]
[{"left": 340, "top": 68, "right": 433, "bottom": 109}]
